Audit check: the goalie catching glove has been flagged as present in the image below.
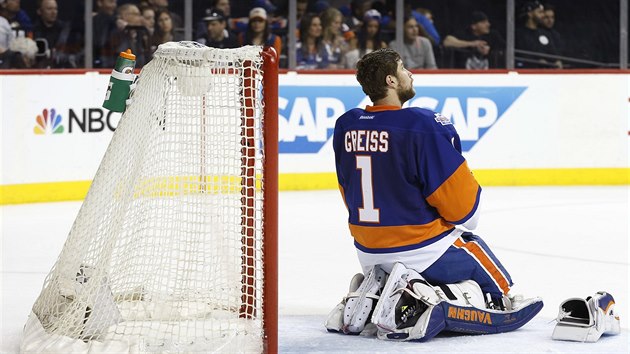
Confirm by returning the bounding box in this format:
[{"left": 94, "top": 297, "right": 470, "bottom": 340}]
[
  {"left": 370, "top": 262, "right": 544, "bottom": 342},
  {"left": 552, "top": 291, "right": 621, "bottom": 342}
]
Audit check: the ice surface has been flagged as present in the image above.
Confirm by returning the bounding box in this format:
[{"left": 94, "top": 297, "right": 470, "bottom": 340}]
[
  {"left": 2, "top": 187, "right": 629, "bottom": 353},
  {"left": 280, "top": 315, "right": 627, "bottom": 353}
]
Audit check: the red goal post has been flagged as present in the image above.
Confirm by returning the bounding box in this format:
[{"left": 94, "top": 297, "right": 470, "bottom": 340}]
[{"left": 261, "top": 46, "right": 279, "bottom": 354}]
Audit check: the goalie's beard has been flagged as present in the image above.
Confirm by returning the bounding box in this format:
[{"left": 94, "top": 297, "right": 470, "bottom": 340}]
[{"left": 397, "top": 86, "right": 416, "bottom": 105}]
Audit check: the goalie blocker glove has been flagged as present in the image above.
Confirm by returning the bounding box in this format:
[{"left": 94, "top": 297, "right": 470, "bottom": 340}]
[
  {"left": 552, "top": 291, "right": 621, "bottom": 342},
  {"left": 371, "top": 262, "right": 544, "bottom": 342}
]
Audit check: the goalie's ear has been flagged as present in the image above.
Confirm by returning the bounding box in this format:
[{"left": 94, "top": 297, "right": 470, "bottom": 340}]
[{"left": 385, "top": 74, "right": 397, "bottom": 87}]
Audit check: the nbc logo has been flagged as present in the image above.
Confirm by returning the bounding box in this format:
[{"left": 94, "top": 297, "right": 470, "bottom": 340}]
[{"left": 34, "top": 108, "right": 64, "bottom": 134}]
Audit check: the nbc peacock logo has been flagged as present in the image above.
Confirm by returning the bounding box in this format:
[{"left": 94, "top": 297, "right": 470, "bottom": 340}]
[{"left": 34, "top": 108, "right": 64, "bottom": 134}]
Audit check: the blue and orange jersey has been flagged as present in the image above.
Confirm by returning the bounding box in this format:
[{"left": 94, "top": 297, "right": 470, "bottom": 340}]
[{"left": 333, "top": 105, "right": 481, "bottom": 254}]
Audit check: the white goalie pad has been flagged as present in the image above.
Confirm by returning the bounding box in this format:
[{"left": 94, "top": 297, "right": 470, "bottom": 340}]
[
  {"left": 371, "top": 262, "right": 444, "bottom": 341},
  {"left": 371, "top": 262, "right": 543, "bottom": 341},
  {"left": 325, "top": 265, "right": 387, "bottom": 335},
  {"left": 552, "top": 291, "right": 621, "bottom": 342}
]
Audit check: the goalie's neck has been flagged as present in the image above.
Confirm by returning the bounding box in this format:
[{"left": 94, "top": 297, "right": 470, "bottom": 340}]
[{"left": 372, "top": 95, "right": 403, "bottom": 108}]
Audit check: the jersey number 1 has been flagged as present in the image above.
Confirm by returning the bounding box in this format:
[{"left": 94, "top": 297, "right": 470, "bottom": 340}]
[{"left": 356, "top": 156, "right": 380, "bottom": 223}]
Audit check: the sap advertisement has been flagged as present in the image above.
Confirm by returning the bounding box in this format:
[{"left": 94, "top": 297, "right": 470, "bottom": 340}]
[
  {"left": 277, "top": 73, "right": 627, "bottom": 174},
  {"left": 278, "top": 85, "right": 526, "bottom": 154},
  {"left": 0, "top": 72, "right": 628, "bottom": 196}
]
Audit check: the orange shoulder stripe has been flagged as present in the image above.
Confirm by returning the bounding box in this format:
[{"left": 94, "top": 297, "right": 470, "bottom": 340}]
[
  {"left": 426, "top": 161, "right": 479, "bottom": 223},
  {"left": 350, "top": 219, "right": 453, "bottom": 249}
]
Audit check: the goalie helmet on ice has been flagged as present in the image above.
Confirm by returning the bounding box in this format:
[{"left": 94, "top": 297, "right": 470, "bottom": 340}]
[{"left": 552, "top": 291, "right": 621, "bottom": 342}]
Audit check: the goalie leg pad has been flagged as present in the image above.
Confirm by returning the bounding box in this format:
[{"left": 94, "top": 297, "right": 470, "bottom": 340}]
[
  {"left": 372, "top": 262, "right": 445, "bottom": 342},
  {"left": 372, "top": 263, "right": 543, "bottom": 341},
  {"left": 552, "top": 291, "right": 621, "bottom": 342},
  {"left": 325, "top": 272, "right": 364, "bottom": 333},
  {"left": 442, "top": 298, "right": 543, "bottom": 334},
  {"left": 438, "top": 280, "right": 543, "bottom": 335},
  {"left": 325, "top": 265, "right": 387, "bottom": 335}
]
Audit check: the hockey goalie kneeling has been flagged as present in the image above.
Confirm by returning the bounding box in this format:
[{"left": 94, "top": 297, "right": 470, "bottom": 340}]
[{"left": 326, "top": 263, "right": 543, "bottom": 342}]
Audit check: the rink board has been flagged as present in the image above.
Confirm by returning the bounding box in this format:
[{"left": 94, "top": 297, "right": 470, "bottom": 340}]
[{"left": 1, "top": 71, "right": 628, "bottom": 204}]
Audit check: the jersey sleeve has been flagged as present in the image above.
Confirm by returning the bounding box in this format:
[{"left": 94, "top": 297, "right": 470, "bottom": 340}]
[{"left": 417, "top": 129, "right": 481, "bottom": 225}]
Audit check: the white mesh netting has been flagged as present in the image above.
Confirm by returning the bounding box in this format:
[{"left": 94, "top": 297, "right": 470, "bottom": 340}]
[{"left": 21, "top": 42, "right": 268, "bottom": 353}]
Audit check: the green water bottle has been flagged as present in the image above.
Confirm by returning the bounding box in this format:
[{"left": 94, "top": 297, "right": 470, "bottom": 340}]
[{"left": 103, "top": 49, "right": 136, "bottom": 113}]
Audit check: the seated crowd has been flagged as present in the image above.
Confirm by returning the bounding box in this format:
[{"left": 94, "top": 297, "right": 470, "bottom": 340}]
[{"left": 0, "top": 0, "right": 563, "bottom": 70}]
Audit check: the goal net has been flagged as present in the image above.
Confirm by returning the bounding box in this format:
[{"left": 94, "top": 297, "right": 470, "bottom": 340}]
[{"left": 21, "top": 42, "right": 278, "bottom": 353}]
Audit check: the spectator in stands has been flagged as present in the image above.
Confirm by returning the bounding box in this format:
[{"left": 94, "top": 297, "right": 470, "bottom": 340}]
[
  {"left": 33, "top": 0, "right": 82, "bottom": 68},
  {"left": 442, "top": 11, "right": 505, "bottom": 69},
  {"left": 389, "top": 15, "right": 436, "bottom": 69},
  {"left": 196, "top": 8, "right": 238, "bottom": 49},
  {"left": 212, "top": 0, "right": 231, "bottom": 20},
  {"left": 411, "top": 6, "right": 440, "bottom": 45},
  {"left": 150, "top": 9, "right": 183, "bottom": 52},
  {"left": 196, "top": 0, "right": 234, "bottom": 39},
  {"left": 0, "top": 0, "right": 32, "bottom": 36},
  {"left": 344, "top": 9, "right": 386, "bottom": 68},
  {"left": 344, "top": 0, "right": 372, "bottom": 32},
  {"left": 141, "top": 6, "right": 156, "bottom": 36},
  {"left": 105, "top": 4, "right": 152, "bottom": 68},
  {"left": 515, "top": 0, "right": 562, "bottom": 68},
  {"left": 265, "top": 4, "right": 288, "bottom": 37},
  {"left": 296, "top": 0, "right": 308, "bottom": 24},
  {"left": 0, "top": 14, "right": 22, "bottom": 68},
  {"left": 0, "top": 11, "right": 13, "bottom": 48},
  {"left": 238, "top": 7, "right": 282, "bottom": 55},
  {"left": 542, "top": 3, "right": 564, "bottom": 56},
  {"left": 141, "top": 0, "right": 182, "bottom": 28},
  {"left": 9, "top": 34, "right": 36, "bottom": 67},
  {"left": 93, "top": 0, "right": 117, "bottom": 68},
  {"left": 380, "top": 3, "right": 440, "bottom": 46},
  {"left": 0, "top": 44, "right": 25, "bottom": 68},
  {"left": 313, "top": 0, "right": 331, "bottom": 13},
  {"left": 252, "top": 0, "right": 278, "bottom": 15},
  {"left": 296, "top": 13, "right": 329, "bottom": 69},
  {"left": 416, "top": 7, "right": 433, "bottom": 23},
  {"left": 321, "top": 7, "right": 349, "bottom": 69}
]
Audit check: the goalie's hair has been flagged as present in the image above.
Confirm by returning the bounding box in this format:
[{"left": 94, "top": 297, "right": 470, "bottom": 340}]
[{"left": 356, "top": 48, "right": 401, "bottom": 102}]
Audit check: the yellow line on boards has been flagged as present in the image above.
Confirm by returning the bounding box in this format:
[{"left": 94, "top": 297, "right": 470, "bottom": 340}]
[
  {"left": 1, "top": 181, "right": 93, "bottom": 205},
  {"left": 473, "top": 168, "right": 630, "bottom": 186},
  {"left": 1, "top": 168, "right": 628, "bottom": 205}
]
